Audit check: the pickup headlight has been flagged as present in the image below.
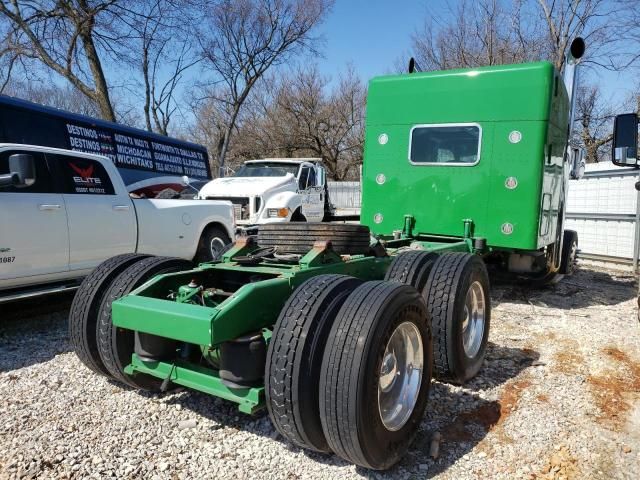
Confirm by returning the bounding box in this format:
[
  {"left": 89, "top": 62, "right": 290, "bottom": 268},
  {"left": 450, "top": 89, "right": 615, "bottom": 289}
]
[{"left": 267, "top": 207, "right": 289, "bottom": 218}]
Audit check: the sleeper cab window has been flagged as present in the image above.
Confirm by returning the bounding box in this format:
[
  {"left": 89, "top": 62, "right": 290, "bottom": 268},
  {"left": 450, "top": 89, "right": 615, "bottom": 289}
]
[{"left": 409, "top": 124, "right": 481, "bottom": 166}]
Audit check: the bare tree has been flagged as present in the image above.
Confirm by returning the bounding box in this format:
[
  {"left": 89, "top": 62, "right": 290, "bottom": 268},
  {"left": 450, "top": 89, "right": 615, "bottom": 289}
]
[
  {"left": 197, "top": 0, "right": 332, "bottom": 176},
  {"left": 127, "top": 0, "right": 200, "bottom": 135},
  {"left": 408, "top": 0, "right": 625, "bottom": 74},
  {"left": 572, "top": 84, "right": 618, "bottom": 162},
  {"left": 228, "top": 66, "right": 365, "bottom": 180},
  {"left": 408, "top": 0, "right": 547, "bottom": 71},
  {"left": 536, "top": 0, "right": 618, "bottom": 71},
  {"left": 3, "top": 78, "right": 101, "bottom": 116},
  {"left": 616, "top": 0, "right": 640, "bottom": 70},
  {"left": 188, "top": 88, "right": 238, "bottom": 173},
  {"left": 0, "top": 0, "right": 152, "bottom": 121}
]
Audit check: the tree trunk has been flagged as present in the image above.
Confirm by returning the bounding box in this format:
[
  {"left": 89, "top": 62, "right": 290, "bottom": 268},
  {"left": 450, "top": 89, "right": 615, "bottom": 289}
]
[
  {"left": 217, "top": 105, "right": 242, "bottom": 177},
  {"left": 143, "top": 47, "right": 152, "bottom": 132},
  {"left": 80, "top": 33, "right": 116, "bottom": 122}
]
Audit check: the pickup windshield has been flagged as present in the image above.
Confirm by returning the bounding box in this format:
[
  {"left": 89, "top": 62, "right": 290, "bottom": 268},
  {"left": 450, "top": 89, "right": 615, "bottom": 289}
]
[{"left": 234, "top": 162, "right": 300, "bottom": 177}]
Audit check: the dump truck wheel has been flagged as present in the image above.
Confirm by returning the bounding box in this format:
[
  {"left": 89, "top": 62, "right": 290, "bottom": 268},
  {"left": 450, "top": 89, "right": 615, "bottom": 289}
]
[
  {"left": 385, "top": 250, "right": 439, "bottom": 291},
  {"left": 319, "top": 281, "right": 432, "bottom": 470},
  {"left": 559, "top": 230, "right": 578, "bottom": 275},
  {"left": 97, "top": 256, "right": 193, "bottom": 390},
  {"left": 266, "top": 274, "right": 362, "bottom": 452},
  {"left": 69, "top": 254, "right": 150, "bottom": 376},
  {"left": 424, "top": 253, "right": 490, "bottom": 383},
  {"left": 257, "top": 223, "right": 371, "bottom": 255}
]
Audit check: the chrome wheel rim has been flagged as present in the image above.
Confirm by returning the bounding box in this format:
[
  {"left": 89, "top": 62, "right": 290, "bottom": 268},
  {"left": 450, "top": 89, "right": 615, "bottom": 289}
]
[
  {"left": 378, "top": 321, "right": 424, "bottom": 431},
  {"left": 209, "top": 237, "right": 226, "bottom": 260},
  {"left": 462, "top": 281, "right": 485, "bottom": 358}
]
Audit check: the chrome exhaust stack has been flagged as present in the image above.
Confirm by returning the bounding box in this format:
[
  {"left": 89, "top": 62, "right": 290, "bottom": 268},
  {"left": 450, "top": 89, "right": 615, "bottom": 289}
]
[{"left": 563, "top": 37, "right": 586, "bottom": 137}]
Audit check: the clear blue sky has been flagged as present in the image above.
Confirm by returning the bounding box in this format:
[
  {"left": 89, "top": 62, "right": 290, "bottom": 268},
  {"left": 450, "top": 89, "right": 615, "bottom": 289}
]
[{"left": 315, "top": 0, "right": 430, "bottom": 80}]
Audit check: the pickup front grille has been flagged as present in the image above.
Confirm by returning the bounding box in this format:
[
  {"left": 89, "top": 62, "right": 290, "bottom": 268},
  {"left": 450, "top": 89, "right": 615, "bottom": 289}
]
[{"left": 206, "top": 196, "right": 250, "bottom": 220}]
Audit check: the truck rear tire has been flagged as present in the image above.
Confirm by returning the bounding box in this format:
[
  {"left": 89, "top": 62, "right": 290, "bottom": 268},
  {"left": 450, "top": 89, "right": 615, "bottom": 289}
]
[
  {"left": 424, "top": 253, "right": 490, "bottom": 383},
  {"left": 257, "top": 223, "right": 371, "bottom": 255},
  {"left": 559, "top": 230, "right": 578, "bottom": 275},
  {"left": 69, "top": 254, "right": 150, "bottom": 376},
  {"left": 319, "top": 281, "right": 432, "bottom": 470},
  {"left": 97, "top": 256, "right": 193, "bottom": 390},
  {"left": 385, "top": 250, "right": 439, "bottom": 291},
  {"left": 265, "top": 274, "right": 362, "bottom": 452}
]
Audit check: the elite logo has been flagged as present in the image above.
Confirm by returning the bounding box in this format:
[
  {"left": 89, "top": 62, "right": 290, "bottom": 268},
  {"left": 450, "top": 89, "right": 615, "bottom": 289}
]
[{"left": 69, "top": 162, "right": 102, "bottom": 185}]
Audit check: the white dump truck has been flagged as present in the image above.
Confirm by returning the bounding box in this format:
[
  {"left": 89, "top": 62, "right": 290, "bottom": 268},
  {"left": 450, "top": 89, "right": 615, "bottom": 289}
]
[{"left": 198, "top": 159, "right": 329, "bottom": 225}]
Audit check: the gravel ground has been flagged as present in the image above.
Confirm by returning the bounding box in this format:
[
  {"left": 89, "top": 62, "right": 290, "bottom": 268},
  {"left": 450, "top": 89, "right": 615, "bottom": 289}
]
[{"left": 1, "top": 265, "right": 639, "bottom": 479}]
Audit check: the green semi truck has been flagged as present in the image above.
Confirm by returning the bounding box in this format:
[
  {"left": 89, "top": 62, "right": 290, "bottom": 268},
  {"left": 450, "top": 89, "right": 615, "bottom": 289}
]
[{"left": 69, "top": 39, "right": 586, "bottom": 470}]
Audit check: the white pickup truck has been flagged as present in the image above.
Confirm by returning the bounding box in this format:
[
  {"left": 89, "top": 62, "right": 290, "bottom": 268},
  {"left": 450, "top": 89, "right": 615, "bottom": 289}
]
[
  {"left": 0, "top": 144, "right": 235, "bottom": 302},
  {"left": 198, "top": 159, "right": 328, "bottom": 225}
]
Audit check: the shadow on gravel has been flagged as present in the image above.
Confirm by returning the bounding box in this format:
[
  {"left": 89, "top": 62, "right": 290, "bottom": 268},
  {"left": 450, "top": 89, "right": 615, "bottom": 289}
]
[
  {"left": 491, "top": 267, "right": 637, "bottom": 309},
  {"left": 465, "top": 342, "right": 539, "bottom": 392},
  {"left": 156, "top": 342, "right": 539, "bottom": 479},
  {"left": 0, "top": 292, "right": 73, "bottom": 372},
  {"left": 382, "top": 343, "right": 540, "bottom": 478}
]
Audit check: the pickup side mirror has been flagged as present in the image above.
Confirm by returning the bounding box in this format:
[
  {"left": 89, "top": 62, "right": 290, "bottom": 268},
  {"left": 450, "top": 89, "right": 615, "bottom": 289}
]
[
  {"left": 612, "top": 113, "right": 639, "bottom": 167},
  {"left": 0, "top": 154, "right": 36, "bottom": 188}
]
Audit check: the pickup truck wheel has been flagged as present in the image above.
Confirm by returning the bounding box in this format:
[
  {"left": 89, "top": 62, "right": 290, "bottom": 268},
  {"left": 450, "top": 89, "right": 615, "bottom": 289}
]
[
  {"left": 69, "top": 254, "right": 150, "bottom": 376},
  {"left": 319, "top": 281, "right": 432, "bottom": 470},
  {"left": 257, "top": 223, "right": 371, "bottom": 255},
  {"left": 266, "top": 274, "right": 362, "bottom": 453},
  {"left": 385, "top": 250, "right": 439, "bottom": 291},
  {"left": 424, "top": 253, "right": 490, "bottom": 384},
  {"left": 97, "top": 256, "right": 193, "bottom": 390},
  {"left": 195, "top": 225, "right": 231, "bottom": 263}
]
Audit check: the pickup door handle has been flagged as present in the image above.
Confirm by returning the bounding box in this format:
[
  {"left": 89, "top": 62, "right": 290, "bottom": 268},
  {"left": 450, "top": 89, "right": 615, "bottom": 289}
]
[
  {"left": 112, "top": 205, "right": 130, "bottom": 211},
  {"left": 38, "top": 204, "right": 61, "bottom": 211}
]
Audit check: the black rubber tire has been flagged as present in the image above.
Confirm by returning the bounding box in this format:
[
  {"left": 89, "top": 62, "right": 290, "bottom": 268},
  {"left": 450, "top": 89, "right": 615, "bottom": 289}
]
[
  {"left": 195, "top": 225, "right": 232, "bottom": 263},
  {"left": 290, "top": 208, "right": 306, "bottom": 222},
  {"left": 97, "top": 256, "right": 192, "bottom": 389},
  {"left": 69, "top": 254, "right": 150, "bottom": 376},
  {"left": 319, "top": 281, "right": 432, "bottom": 470},
  {"left": 265, "top": 274, "right": 362, "bottom": 452},
  {"left": 257, "top": 223, "right": 370, "bottom": 255},
  {"left": 559, "top": 230, "right": 578, "bottom": 275},
  {"left": 424, "top": 252, "right": 490, "bottom": 383},
  {"left": 385, "top": 250, "right": 439, "bottom": 291}
]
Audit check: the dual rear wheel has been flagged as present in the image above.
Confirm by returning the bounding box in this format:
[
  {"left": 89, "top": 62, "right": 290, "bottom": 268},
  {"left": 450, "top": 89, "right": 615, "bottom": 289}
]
[
  {"left": 385, "top": 251, "right": 491, "bottom": 383},
  {"left": 266, "top": 276, "right": 432, "bottom": 470},
  {"left": 69, "top": 255, "right": 192, "bottom": 390},
  {"left": 266, "top": 251, "right": 490, "bottom": 469}
]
